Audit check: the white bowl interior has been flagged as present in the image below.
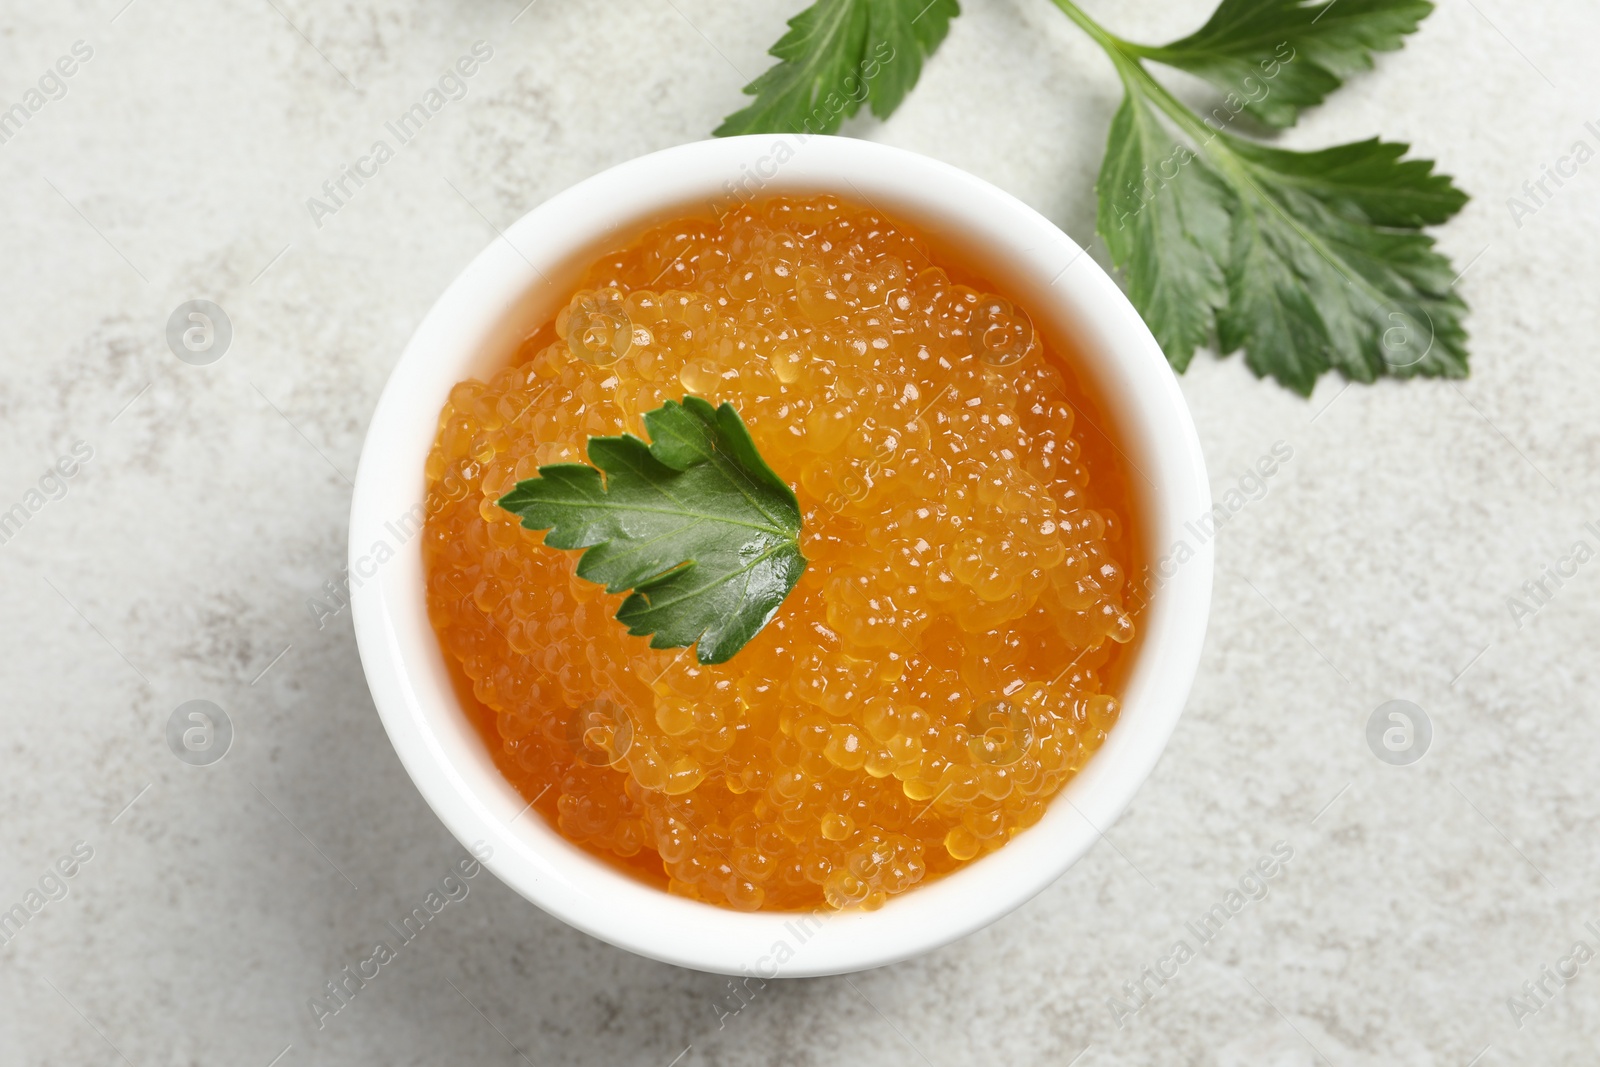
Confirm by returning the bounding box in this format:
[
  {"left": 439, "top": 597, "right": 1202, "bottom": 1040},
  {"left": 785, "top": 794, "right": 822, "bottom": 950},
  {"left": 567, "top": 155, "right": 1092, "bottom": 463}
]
[{"left": 349, "top": 135, "right": 1212, "bottom": 976}]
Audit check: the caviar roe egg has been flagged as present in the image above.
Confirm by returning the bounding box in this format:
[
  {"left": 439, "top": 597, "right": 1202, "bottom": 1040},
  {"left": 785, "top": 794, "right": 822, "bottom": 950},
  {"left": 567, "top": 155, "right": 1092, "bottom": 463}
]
[{"left": 423, "top": 195, "right": 1139, "bottom": 912}]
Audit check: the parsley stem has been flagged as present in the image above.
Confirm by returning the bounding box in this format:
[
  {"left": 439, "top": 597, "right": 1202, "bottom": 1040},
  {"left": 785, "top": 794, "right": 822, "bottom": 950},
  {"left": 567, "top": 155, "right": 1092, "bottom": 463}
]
[
  {"left": 1046, "top": 0, "right": 1129, "bottom": 54},
  {"left": 1047, "top": 0, "right": 1217, "bottom": 151},
  {"left": 1048, "top": 0, "right": 1256, "bottom": 188}
]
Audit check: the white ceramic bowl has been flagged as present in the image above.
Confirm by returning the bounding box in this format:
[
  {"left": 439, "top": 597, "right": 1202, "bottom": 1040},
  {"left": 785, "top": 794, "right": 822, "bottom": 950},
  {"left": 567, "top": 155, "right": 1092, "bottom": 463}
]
[{"left": 350, "top": 135, "right": 1211, "bottom": 977}]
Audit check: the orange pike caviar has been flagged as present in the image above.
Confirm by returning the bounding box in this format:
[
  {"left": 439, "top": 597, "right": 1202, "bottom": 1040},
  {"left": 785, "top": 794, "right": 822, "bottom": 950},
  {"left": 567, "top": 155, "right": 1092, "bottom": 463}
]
[{"left": 423, "top": 195, "right": 1142, "bottom": 911}]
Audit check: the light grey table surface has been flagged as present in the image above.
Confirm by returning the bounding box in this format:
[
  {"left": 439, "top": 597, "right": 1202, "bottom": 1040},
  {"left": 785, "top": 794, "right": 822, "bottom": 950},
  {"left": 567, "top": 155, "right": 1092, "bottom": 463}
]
[{"left": 2, "top": 1, "right": 1595, "bottom": 1064}]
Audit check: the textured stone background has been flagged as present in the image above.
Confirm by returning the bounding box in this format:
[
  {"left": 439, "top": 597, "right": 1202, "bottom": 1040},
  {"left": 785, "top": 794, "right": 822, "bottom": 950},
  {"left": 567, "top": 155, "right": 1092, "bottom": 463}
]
[{"left": 1, "top": 1, "right": 1595, "bottom": 1064}]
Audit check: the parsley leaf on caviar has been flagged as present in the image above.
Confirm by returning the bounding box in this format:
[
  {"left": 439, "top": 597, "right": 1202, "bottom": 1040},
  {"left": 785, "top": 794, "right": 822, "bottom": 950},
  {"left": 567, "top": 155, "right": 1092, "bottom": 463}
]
[
  {"left": 714, "top": 0, "right": 959, "bottom": 136},
  {"left": 497, "top": 396, "right": 806, "bottom": 665},
  {"left": 1058, "top": 0, "right": 1468, "bottom": 394},
  {"left": 1127, "top": 0, "right": 1435, "bottom": 129}
]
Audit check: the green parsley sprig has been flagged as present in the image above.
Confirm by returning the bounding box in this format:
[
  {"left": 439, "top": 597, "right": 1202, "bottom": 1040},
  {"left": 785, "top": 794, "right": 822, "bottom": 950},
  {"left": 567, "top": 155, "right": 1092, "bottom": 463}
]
[
  {"left": 497, "top": 396, "right": 806, "bottom": 664},
  {"left": 714, "top": 0, "right": 1469, "bottom": 396},
  {"left": 714, "top": 0, "right": 960, "bottom": 136}
]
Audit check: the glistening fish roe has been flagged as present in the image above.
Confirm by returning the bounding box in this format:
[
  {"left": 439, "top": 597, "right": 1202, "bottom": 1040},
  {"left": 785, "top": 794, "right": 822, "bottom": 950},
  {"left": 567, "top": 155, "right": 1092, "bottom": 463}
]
[{"left": 423, "top": 195, "right": 1139, "bottom": 911}]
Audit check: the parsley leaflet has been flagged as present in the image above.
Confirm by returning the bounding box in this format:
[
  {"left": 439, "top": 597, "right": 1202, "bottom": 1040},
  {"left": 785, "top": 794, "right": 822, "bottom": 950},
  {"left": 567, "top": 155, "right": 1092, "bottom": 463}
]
[{"left": 497, "top": 396, "right": 807, "bottom": 664}]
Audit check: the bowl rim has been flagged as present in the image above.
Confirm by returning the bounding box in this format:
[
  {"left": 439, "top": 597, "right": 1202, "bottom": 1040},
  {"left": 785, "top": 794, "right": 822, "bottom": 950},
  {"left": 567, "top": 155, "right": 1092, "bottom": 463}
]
[{"left": 349, "top": 134, "right": 1212, "bottom": 977}]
